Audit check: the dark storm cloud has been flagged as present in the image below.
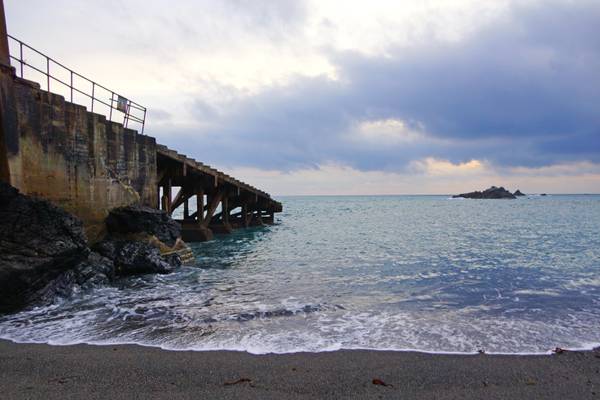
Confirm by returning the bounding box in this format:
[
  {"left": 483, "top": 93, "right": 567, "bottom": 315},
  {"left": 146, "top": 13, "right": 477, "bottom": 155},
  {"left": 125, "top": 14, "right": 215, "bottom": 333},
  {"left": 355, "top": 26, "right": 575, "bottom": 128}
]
[{"left": 164, "top": 1, "right": 600, "bottom": 171}]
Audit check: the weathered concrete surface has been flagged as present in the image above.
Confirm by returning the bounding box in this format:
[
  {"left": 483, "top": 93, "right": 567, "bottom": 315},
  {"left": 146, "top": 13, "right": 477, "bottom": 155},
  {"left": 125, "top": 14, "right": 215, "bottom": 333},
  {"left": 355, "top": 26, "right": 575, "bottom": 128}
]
[
  {"left": 0, "top": 64, "right": 16, "bottom": 185},
  {"left": 1, "top": 70, "right": 157, "bottom": 242}
]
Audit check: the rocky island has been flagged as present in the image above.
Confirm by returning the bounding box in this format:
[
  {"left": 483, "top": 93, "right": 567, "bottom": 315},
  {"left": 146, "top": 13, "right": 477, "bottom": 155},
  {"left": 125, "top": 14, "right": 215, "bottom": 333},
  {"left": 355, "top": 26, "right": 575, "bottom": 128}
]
[{"left": 453, "top": 186, "right": 517, "bottom": 199}]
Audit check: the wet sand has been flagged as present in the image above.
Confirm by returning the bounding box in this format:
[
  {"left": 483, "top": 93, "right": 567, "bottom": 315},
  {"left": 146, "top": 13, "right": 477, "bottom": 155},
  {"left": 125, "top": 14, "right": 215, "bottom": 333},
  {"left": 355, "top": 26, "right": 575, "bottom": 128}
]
[{"left": 0, "top": 339, "right": 599, "bottom": 399}]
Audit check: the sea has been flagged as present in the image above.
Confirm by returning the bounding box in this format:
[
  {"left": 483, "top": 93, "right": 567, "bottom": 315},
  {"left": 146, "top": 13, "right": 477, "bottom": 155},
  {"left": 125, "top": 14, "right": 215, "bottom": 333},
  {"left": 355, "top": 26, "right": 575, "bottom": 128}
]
[{"left": 1, "top": 194, "right": 599, "bottom": 354}]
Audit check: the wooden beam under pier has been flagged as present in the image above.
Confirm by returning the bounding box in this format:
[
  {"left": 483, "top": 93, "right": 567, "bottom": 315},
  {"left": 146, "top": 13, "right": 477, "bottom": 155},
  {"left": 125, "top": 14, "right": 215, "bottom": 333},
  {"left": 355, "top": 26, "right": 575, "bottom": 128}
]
[{"left": 156, "top": 145, "right": 281, "bottom": 242}]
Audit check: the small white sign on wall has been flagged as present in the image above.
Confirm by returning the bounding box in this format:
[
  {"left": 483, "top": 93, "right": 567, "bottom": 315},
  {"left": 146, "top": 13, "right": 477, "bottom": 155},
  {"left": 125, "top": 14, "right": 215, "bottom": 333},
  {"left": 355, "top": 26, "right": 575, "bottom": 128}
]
[{"left": 116, "top": 95, "right": 128, "bottom": 113}]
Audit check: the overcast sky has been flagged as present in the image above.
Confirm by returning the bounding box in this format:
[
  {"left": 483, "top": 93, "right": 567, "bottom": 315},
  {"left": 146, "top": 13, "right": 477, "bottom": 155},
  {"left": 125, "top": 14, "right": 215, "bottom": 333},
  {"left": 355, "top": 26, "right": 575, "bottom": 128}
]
[{"left": 6, "top": 0, "right": 600, "bottom": 194}]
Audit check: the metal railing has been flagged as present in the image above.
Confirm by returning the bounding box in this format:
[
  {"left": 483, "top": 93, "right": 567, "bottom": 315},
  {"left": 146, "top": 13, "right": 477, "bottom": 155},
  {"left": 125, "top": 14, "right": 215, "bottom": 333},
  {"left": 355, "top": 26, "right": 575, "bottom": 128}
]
[{"left": 7, "top": 34, "right": 146, "bottom": 133}]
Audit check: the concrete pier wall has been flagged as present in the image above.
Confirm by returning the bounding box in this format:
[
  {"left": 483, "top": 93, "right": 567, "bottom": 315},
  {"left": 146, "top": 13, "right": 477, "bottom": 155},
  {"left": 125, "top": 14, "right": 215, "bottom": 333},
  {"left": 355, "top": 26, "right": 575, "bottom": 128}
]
[{"left": 1, "top": 71, "right": 157, "bottom": 242}]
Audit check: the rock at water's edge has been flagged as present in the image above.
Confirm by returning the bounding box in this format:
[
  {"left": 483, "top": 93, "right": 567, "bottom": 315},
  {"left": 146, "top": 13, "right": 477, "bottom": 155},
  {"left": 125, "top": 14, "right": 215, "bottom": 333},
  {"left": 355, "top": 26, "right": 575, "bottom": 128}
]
[
  {"left": 453, "top": 186, "right": 517, "bottom": 199},
  {"left": 34, "top": 252, "right": 115, "bottom": 307},
  {"left": 0, "top": 181, "right": 89, "bottom": 313},
  {"left": 93, "top": 239, "right": 181, "bottom": 276},
  {"left": 0, "top": 182, "right": 185, "bottom": 314},
  {"left": 514, "top": 189, "right": 526, "bottom": 196},
  {"left": 106, "top": 205, "right": 181, "bottom": 247}
]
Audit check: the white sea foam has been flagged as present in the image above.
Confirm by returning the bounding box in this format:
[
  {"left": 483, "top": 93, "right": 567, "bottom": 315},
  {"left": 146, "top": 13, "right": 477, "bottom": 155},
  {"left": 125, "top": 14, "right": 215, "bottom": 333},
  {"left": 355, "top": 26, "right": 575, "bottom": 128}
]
[{"left": 2, "top": 303, "right": 600, "bottom": 355}]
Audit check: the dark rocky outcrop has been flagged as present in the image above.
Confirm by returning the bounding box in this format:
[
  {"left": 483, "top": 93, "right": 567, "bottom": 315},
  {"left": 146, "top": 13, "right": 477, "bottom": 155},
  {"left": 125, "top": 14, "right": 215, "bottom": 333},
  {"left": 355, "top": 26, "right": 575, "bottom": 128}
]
[
  {"left": 0, "top": 182, "right": 184, "bottom": 314},
  {"left": 0, "top": 181, "right": 89, "bottom": 313},
  {"left": 514, "top": 190, "right": 526, "bottom": 196},
  {"left": 93, "top": 239, "right": 181, "bottom": 276},
  {"left": 34, "top": 253, "right": 114, "bottom": 307},
  {"left": 106, "top": 205, "right": 181, "bottom": 247},
  {"left": 453, "top": 186, "right": 517, "bottom": 199},
  {"left": 73, "top": 252, "right": 115, "bottom": 288}
]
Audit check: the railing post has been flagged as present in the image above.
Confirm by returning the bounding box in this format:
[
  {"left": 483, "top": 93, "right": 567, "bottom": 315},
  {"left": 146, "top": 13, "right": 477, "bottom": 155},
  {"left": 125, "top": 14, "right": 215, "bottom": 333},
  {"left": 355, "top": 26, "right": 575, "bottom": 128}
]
[
  {"left": 91, "top": 82, "right": 95, "bottom": 112},
  {"left": 142, "top": 108, "right": 146, "bottom": 134},
  {"left": 123, "top": 101, "right": 129, "bottom": 128},
  {"left": 46, "top": 57, "right": 50, "bottom": 91},
  {"left": 19, "top": 41, "right": 23, "bottom": 77},
  {"left": 109, "top": 92, "right": 113, "bottom": 121},
  {"left": 6, "top": 35, "right": 147, "bottom": 133}
]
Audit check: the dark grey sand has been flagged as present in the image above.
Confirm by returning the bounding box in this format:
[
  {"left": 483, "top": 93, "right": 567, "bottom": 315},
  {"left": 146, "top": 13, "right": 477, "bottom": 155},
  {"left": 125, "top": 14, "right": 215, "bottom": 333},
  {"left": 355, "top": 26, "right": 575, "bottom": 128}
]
[{"left": 1, "top": 339, "right": 599, "bottom": 399}]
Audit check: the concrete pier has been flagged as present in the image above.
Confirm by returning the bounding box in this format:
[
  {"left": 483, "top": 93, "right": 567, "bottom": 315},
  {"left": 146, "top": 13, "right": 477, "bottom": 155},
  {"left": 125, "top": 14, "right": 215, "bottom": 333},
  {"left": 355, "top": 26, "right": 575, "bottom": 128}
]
[{"left": 0, "top": 8, "right": 281, "bottom": 242}]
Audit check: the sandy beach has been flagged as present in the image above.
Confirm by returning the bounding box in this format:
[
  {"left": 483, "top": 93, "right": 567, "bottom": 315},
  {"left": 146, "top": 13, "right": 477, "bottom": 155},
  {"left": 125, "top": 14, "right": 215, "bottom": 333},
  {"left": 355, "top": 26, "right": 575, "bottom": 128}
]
[{"left": 0, "top": 339, "right": 598, "bottom": 399}]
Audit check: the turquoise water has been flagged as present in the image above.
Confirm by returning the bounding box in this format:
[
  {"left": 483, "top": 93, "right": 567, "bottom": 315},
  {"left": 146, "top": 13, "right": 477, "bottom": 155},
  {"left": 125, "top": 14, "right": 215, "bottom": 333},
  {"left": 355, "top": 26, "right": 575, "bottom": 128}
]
[{"left": 1, "top": 195, "right": 600, "bottom": 354}]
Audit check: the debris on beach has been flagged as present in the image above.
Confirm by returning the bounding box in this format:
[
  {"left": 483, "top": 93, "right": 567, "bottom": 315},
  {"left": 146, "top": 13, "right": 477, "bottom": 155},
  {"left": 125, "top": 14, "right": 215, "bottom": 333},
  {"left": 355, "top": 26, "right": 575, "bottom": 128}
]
[
  {"left": 372, "top": 378, "right": 392, "bottom": 387},
  {"left": 224, "top": 378, "right": 253, "bottom": 386},
  {"left": 553, "top": 347, "right": 569, "bottom": 354}
]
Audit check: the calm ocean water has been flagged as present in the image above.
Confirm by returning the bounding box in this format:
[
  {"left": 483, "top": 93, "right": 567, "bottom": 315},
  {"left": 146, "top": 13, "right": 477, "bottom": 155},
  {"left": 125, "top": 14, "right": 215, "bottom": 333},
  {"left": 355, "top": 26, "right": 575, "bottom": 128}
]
[{"left": 1, "top": 195, "right": 600, "bottom": 354}]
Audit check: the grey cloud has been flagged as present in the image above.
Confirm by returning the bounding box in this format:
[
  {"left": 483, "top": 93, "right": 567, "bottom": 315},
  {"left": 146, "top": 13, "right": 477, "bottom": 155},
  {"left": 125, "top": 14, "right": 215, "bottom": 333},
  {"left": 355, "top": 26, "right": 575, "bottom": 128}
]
[{"left": 163, "top": 0, "right": 600, "bottom": 172}]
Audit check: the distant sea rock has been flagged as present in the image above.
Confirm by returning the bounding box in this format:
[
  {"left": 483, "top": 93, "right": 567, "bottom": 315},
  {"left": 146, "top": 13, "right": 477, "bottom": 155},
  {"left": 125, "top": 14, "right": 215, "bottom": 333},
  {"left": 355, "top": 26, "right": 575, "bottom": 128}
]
[
  {"left": 514, "top": 189, "right": 526, "bottom": 196},
  {"left": 453, "top": 186, "right": 517, "bottom": 199}
]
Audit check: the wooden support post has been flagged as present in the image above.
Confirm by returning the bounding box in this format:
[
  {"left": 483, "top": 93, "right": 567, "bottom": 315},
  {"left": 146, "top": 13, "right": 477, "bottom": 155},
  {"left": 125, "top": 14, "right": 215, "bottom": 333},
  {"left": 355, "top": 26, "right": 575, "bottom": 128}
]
[
  {"left": 242, "top": 203, "right": 249, "bottom": 228},
  {"left": 171, "top": 187, "right": 184, "bottom": 211},
  {"left": 160, "top": 185, "right": 169, "bottom": 212},
  {"left": 196, "top": 189, "right": 204, "bottom": 225},
  {"left": 157, "top": 186, "right": 162, "bottom": 210},
  {"left": 165, "top": 179, "right": 172, "bottom": 215},
  {"left": 263, "top": 209, "right": 274, "bottom": 224},
  {"left": 183, "top": 197, "right": 189, "bottom": 219},
  {"left": 222, "top": 196, "right": 229, "bottom": 224},
  {"left": 203, "top": 190, "right": 223, "bottom": 226}
]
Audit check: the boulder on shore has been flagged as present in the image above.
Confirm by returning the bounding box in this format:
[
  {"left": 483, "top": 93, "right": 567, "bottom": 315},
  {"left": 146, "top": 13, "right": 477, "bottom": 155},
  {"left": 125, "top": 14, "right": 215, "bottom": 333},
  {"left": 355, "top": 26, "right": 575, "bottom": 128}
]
[
  {"left": 0, "top": 181, "right": 89, "bottom": 313},
  {"left": 0, "top": 182, "right": 184, "bottom": 314},
  {"left": 106, "top": 205, "right": 181, "bottom": 247},
  {"left": 453, "top": 186, "right": 516, "bottom": 199},
  {"left": 34, "top": 252, "right": 115, "bottom": 307},
  {"left": 514, "top": 189, "right": 526, "bottom": 196},
  {"left": 93, "top": 239, "right": 181, "bottom": 276}
]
